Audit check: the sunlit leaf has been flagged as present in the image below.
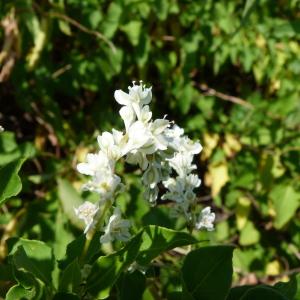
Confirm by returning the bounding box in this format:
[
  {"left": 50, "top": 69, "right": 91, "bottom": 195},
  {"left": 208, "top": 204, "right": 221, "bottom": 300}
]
[
  {"left": 270, "top": 185, "right": 300, "bottom": 229},
  {"left": 0, "top": 158, "right": 25, "bottom": 206}
]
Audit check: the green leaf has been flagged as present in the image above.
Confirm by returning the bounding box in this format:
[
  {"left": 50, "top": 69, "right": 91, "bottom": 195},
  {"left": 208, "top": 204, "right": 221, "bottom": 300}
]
[
  {"left": 153, "top": 0, "right": 169, "bottom": 21},
  {"left": 78, "top": 226, "right": 196, "bottom": 298},
  {"left": 84, "top": 232, "right": 104, "bottom": 264},
  {"left": 0, "top": 131, "right": 18, "bottom": 152},
  {"left": 9, "top": 238, "right": 55, "bottom": 286},
  {"left": 6, "top": 284, "right": 35, "bottom": 300},
  {"left": 274, "top": 274, "right": 300, "bottom": 300},
  {"left": 101, "top": 2, "right": 122, "bottom": 38},
  {"left": 0, "top": 142, "right": 35, "bottom": 166},
  {"left": 137, "top": 225, "right": 197, "bottom": 265},
  {"left": 59, "top": 259, "right": 81, "bottom": 293},
  {"left": 57, "top": 178, "right": 84, "bottom": 229},
  {"left": 181, "top": 245, "right": 234, "bottom": 300},
  {"left": 0, "top": 158, "right": 25, "bottom": 206},
  {"left": 121, "top": 21, "right": 142, "bottom": 46},
  {"left": 240, "top": 285, "right": 289, "bottom": 300},
  {"left": 226, "top": 286, "right": 253, "bottom": 300},
  {"left": 242, "top": 0, "right": 257, "bottom": 19},
  {"left": 58, "top": 235, "right": 86, "bottom": 270},
  {"left": 239, "top": 221, "right": 260, "bottom": 246},
  {"left": 7, "top": 268, "right": 46, "bottom": 299},
  {"left": 116, "top": 271, "right": 146, "bottom": 300},
  {"left": 86, "top": 232, "right": 143, "bottom": 299},
  {"left": 177, "top": 84, "right": 196, "bottom": 115},
  {"left": 58, "top": 232, "right": 103, "bottom": 270},
  {"left": 270, "top": 185, "right": 300, "bottom": 229},
  {"left": 53, "top": 208, "right": 75, "bottom": 261}
]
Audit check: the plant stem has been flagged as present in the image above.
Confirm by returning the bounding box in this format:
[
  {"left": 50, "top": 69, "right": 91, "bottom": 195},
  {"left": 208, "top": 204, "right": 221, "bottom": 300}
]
[{"left": 80, "top": 200, "right": 112, "bottom": 263}]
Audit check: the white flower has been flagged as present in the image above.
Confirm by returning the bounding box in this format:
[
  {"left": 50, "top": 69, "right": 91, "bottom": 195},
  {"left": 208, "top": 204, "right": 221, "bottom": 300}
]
[
  {"left": 119, "top": 106, "right": 135, "bottom": 132},
  {"left": 186, "top": 174, "right": 201, "bottom": 189},
  {"left": 164, "top": 125, "right": 202, "bottom": 155},
  {"left": 77, "top": 150, "right": 122, "bottom": 199},
  {"left": 83, "top": 172, "right": 121, "bottom": 200},
  {"left": 128, "top": 81, "right": 152, "bottom": 106},
  {"left": 164, "top": 125, "right": 184, "bottom": 147},
  {"left": 149, "top": 119, "right": 170, "bottom": 151},
  {"left": 74, "top": 201, "right": 99, "bottom": 234},
  {"left": 162, "top": 177, "right": 185, "bottom": 203},
  {"left": 0, "top": 126, "right": 4, "bottom": 132},
  {"left": 114, "top": 81, "right": 152, "bottom": 121},
  {"left": 97, "top": 130, "right": 125, "bottom": 161},
  {"left": 128, "top": 121, "right": 151, "bottom": 149},
  {"left": 100, "top": 207, "right": 131, "bottom": 243},
  {"left": 114, "top": 81, "right": 152, "bottom": 107},
  {"left": 166, "top": 124, "right": 184, "bottom": 136},
  {"left": 122, "top": 121, "right": 152, "bottom": 155},
  {"left": 77, "top": 152, "right": 113, "bottom": 176},
  {"left": 167, "top": 152, "right": 197, "bottom": 177},
  {"left": 140, "top": 105, "right": 152, "bottom": 124},
  {"left": 179, "top": 137, "right": 202, "bottom": 155},
  {"left": 196, "top": 207, "right": 215, "bottom": 231}
]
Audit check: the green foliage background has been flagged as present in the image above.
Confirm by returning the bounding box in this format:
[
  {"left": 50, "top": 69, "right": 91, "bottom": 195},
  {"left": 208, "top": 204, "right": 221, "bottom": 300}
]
[{"left": 0, "top": 0, "right": 300, "bottom": 298}]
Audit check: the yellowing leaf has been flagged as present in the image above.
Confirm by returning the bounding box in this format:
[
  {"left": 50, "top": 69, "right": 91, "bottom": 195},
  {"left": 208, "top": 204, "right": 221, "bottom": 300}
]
[
  {"left": 205, "top": 162, "right": 229, "bottom": 197},
  {"left": 58, "top": 20, "right": 72, "bottom": 36},
  {"left": 26, "top": 16, "right": 48, "bottom": 69},
  {"left": 266, "top": 260, "right": 281, "bottom": 276},
  {"left": 269, "top": 79, "right": 281, "bottom": 93},
  {"left": 236, "top": 196, "right": 251, "bottom": 230},
  {"left": 223, "top": 133, "right": 242, "bottom": 157},
  {"left": 268, "top": 204, "right": 276, "bottom": 217},
  {"left": 75, "top": 147, "right": 89, "bottom": 163},
  {"left": 201, "top": 133, "right": 219, "bottom": 160},
  {"left": 255, "top": 34, "right": 266, "bottom": 48},
  {"left": 34, "top": 134, "right": 46, "bottom": 151},
  {"left": 271, "top": 151, "right": 285, "bottom": 178}
]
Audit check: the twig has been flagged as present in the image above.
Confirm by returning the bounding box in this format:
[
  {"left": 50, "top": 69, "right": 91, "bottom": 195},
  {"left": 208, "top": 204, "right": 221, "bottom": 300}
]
[
  {"left": 260, "top": 267, "right": 300, "bottom": 283},
  {"left": 0, "top": 8, "right": 20, "bottom": 82},
  {"left": 234, "top": 266, "right": 300, "bottom": 286},
  {"left": 162, "top": 35, "right": 175, "bottom": 41},
  {"left": 196, "top": 195, "right": 212, "bottom": 202},
  {"left": 52, "top": 63, "right": 72, "bottom": 78},
  {"left": 0, "top": 208, "right": 26, "bottom": 261},
  {"left": 196, "top": 83, "right": 254, "bottom": 109},
  {"left": 48, "top": 12, "right": 116, "bottom": 53}
]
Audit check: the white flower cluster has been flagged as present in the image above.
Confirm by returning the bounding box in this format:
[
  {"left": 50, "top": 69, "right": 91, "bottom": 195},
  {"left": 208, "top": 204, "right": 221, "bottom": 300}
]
[
  {"left": 75, "top": 81, "right": 215, "bottom": 243},
  {"left": 0, "top": 126, "right": 4, "bottom": 132}
]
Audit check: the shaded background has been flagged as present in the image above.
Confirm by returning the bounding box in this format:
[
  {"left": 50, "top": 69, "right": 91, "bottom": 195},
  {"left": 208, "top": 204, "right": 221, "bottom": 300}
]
[{"left": 0, "top": 0, "right": 300, "bottom": 296}]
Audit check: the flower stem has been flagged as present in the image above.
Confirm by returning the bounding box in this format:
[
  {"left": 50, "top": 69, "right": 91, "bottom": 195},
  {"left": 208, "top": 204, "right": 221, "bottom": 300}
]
[{"left": 80, "top": 200, "right": 112, "bottom": 263}]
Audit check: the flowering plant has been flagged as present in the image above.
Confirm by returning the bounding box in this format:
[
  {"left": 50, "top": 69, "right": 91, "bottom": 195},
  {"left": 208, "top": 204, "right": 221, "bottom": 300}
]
[
  {"left": 1, "top": 84, "right": 297, "bottom": 300},
  {"left": 75, "top": 81, "right": 215, "bottom": 244}
]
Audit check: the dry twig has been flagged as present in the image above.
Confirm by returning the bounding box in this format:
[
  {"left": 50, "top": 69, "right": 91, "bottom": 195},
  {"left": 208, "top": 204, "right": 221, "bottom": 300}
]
[
  {"left": 48, "top": 12, "right": 116, "bottom": 53},
  {"left": 196, "top": 83, "right": 254, "bottom": 109},
  {"left": 0, "top": 8, "right": 20, "bottom": 82}
]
